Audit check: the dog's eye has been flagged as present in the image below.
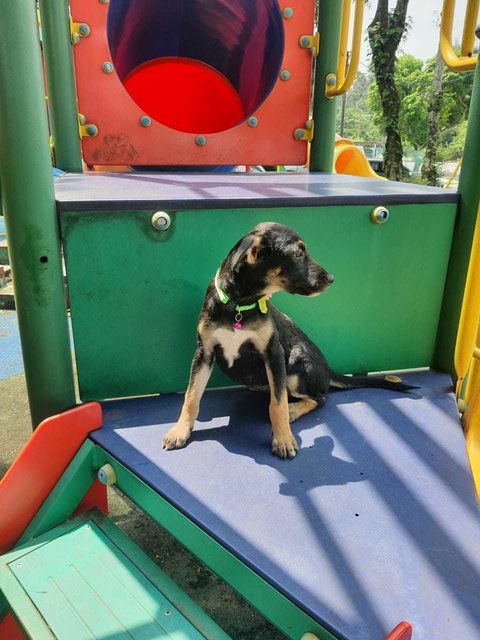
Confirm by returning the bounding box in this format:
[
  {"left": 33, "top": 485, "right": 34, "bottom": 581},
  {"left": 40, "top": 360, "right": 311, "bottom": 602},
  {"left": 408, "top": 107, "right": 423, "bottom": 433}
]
[
  {"left": 258, "top": 246, "right": 273, "bottom": 260},
  {"left": 294, "top": 244, "right": 305, "bottom": 258}
]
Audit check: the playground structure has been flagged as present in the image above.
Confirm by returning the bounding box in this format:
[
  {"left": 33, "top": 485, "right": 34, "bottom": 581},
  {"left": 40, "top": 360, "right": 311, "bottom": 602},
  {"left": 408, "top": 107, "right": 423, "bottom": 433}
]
[{"left": 0, "top": 0, "right": 480, "bottom": 638}]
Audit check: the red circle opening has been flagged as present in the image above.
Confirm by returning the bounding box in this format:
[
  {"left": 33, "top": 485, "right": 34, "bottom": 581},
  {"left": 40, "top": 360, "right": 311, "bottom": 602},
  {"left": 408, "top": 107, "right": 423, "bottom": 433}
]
[{"left": 123, "top": 57, "right": 246, "bottom": 134}]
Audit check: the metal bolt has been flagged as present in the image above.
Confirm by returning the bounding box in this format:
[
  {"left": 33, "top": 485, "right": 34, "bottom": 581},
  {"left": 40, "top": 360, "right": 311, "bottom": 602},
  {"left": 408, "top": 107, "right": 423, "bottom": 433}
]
[
  {"left": 195, "top": 135, "right": 206, "bottom": 146},
  {"left": 102, "top": 62, "right": 113, "bottom": 73},
  {"left": 139, "top": 116, "right": 151, "bottom": 127},
  {"left": 72, "top": 33, "right": 80, "bottom": 44},
  {"left": 85, "top": 525, "right": 91, "bottom": 530},
  {"left": 164, "top": 610, "right": 172, "bottom": 616},
  {"left": 247, "top": 116, "right": 258, "bottom": 127},
  {"left": 300, "top": 36, "right": 310, "bottom": 48},
  {"left": 280, "top": 69, "right": 291, "bottom": 81},
  {"left": 78, "top": 114, "right": 87, "bottom": 125},
  {"left": 294, "top": 128, "right": 304, "bottom": 140},
  {"left": 326, "top": 74, "right": 337, "bottom": 87},
  {"left": 86, "top": 124, "right": 98, "bottom": 137},
  {"left": 151, "top": 211, "right": 171, "bottom": 231},
  {"left": 78, "top": 23, "right": 90, "bottom": 37},
  {"left": 98, "top": 463, "right": 117, "bottom": 486},
  {"left": 16, "top": 563, "right": 22, "bottom": 568},
  {"left": 282, "top": 7, "right": 293, "bottom": 18},
  {"left": 370, "top": 206, "right": 390, "bottom": 224}
]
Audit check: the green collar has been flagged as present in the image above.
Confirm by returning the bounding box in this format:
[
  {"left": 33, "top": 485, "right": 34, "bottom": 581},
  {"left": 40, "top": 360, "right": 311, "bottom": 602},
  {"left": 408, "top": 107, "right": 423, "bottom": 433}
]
[{"left": 215, "top": 270, "right": 270, "bottom": 315}]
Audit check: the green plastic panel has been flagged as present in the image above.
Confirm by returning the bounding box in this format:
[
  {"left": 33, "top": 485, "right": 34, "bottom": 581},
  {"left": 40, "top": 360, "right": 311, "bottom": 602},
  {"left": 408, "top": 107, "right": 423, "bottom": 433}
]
[
  {"left": 9, "top": 520, "right": 207, "bottom": 640},
  {"left": 61, "top": 204, "right": 456, "bottom": 401}
]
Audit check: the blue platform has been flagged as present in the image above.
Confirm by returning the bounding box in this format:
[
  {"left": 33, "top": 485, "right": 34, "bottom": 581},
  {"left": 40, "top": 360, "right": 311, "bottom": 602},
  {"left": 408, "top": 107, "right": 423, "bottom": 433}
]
[{"left": 91, "top": 371, "right": 480, "bottom": 640}]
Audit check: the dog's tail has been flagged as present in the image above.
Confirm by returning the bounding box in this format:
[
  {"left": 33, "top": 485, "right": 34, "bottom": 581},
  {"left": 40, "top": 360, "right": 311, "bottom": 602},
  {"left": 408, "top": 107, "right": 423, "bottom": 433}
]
[{"left": 329, "top": 370, "right": 417, "bottom": 392}]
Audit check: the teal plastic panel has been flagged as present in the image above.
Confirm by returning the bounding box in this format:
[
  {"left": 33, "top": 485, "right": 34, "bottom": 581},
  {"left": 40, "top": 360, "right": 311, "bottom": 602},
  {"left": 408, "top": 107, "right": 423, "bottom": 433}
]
[
  {"left": 61, "top": 204, "right": 456, "bottom": 401},
  {"left": 9, "top": 521, "right": 205, "bottom": 640}
]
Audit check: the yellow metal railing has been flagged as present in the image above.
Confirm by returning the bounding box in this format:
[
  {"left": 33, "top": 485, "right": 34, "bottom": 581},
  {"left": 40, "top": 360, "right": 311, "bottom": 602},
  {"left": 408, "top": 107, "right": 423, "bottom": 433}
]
[
  {"left": 444, "top": 157, "right": 463, "bottom": 188},
  {"left": 463, "top": 323, "right": 480, "bottom": 501},
  {"left": 440, "top": 0, "right": 479, "bottom": 71},
  {"left": 325, "top": 0, "right": 365, "bottom": 97},
  {"left": 455, "top": 205, "right": 480, "bottom": 500}
]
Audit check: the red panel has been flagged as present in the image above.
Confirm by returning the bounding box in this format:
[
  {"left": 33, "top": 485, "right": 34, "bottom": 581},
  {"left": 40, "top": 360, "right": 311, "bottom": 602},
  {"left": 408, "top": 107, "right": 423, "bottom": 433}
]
[
  {"left": 384, "top": 621, "right": 413, "bottom": 640},
  {"left": 0, "top": 403, "right": 102, "bottom": 554},
  {"left": 0, "top": 614, "right": 26, "bottom": 640},
  {"left": 70, "top": 0, "right": 315, "bottom": 166},
  {"left": 72, "top": 478, "right": 108, "bottom": 517}
]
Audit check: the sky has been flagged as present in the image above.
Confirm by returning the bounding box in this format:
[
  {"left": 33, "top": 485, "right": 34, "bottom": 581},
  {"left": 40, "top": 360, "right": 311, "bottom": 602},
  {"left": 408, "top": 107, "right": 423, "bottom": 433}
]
[{"left": 360, "top": 0, "right": 470, "bottom": 65}]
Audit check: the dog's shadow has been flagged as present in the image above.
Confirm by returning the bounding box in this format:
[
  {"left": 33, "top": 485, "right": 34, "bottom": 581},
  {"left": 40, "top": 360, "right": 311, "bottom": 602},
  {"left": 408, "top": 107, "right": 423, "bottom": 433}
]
[{"left": 189, "top": 391, "right": 367, "bottom": 492}]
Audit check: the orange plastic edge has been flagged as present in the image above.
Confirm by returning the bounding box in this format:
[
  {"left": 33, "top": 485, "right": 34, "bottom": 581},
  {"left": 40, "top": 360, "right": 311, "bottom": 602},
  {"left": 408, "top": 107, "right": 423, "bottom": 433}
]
[
  {"left": 384, "top": 621, "right": 413, "bottom": 640},
  {"left": 0, "top": 403, "right": 102, "bottom": 554},
  {"left": 0, "top": 613, "right": 27, "bottom": 640},
  {"left": 72, "top": 477, "right": 108, "bottom": 518}
]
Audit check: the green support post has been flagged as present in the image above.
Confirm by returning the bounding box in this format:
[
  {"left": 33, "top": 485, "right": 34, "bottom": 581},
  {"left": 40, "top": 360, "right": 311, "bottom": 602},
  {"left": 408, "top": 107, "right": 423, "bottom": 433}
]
[
  {"left": 38, "top": 0, "right": 83, "bottom": 172},
  {"left": 310, "top": 0, "right": 343, "bottom": 172},
  {"left": 0, "top": 0, "right": 76, "bottom": 427},
  {"left": 434, "top": 58, "right": 480, "bottom": 375}
]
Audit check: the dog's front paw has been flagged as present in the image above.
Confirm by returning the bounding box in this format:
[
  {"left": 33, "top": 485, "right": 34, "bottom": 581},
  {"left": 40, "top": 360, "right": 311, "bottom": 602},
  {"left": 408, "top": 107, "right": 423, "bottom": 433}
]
[
  {"left": 271, "top": 433, "right": 299, "bottom": 459},
  {"left": 162, "top": 423, "right": 191, "bottom": 450}
]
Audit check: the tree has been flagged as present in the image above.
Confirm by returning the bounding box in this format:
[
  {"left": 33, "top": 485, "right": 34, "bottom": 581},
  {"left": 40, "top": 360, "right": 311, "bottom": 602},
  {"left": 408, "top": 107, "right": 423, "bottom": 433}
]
[
  {"left": 367, "top": 0, "right": 410, "bottom": 180},
  {"left": 367, "top": 55, "right": 428, "bottom": 151},
  {"left": 421, "top": 49, "right": 444, "bottom": 186},
  {"left": 367, "top": 53, "right": 473, "bottom": 169}
]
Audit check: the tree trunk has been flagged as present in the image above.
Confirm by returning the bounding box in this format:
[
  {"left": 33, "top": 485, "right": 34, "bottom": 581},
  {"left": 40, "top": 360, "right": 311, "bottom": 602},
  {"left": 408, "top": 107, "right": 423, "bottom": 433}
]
[
  {"left": 368, "top": 0, "right": 410, "bottom": 181},
  {"left": 421, "top": 48, "right": 444, "bottom": 186}
]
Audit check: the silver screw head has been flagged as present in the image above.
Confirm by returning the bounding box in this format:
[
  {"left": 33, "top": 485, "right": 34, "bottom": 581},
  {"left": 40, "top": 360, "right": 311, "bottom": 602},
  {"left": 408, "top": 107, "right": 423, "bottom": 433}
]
[
  {"left": 280, "top": 69, "right": 291, "bottom": 81},
  {"left": 282, "top": 7, "right": 293, "bottom": 19},
  {"left": 102, "top": 62, "right": 113, "bottom": 73},
  {"left": 371, "top": 206, "right": 390, "bottom": 224},
  {"left": 151, "top": 211, "right": 171, "bottom": 231},
  {"left": 294, "top": 128, "right": 304, "bottom": 140}
]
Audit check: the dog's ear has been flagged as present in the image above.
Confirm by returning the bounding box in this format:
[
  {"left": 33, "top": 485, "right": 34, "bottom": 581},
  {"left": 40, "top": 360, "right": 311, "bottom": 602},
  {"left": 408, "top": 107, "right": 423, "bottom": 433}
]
[{"left": 230, "top": 235, "right": 262, "bottom": 270}]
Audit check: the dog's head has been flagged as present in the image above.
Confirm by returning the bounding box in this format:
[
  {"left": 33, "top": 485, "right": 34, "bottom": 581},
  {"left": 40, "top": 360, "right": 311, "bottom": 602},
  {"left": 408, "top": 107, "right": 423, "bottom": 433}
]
[{"left": 227, "top": 222, "right": 334, "bottom": 297}]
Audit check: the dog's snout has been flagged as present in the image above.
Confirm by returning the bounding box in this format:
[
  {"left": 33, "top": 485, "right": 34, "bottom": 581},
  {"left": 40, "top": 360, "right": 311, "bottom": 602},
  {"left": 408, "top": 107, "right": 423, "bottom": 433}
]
[{"left": 325, "top": 272, "right": 334, "bottom": 284}]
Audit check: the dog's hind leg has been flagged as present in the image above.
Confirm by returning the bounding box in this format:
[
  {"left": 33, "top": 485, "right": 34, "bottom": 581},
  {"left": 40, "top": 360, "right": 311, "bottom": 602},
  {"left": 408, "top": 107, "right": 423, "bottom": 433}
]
[
  {"left": 163, "top": 347, "right": 213, "bottom": 450},
  {"left": 288, "top": 397, "right": 322, "bottom": 422},
  {"left": 286, "top": 374, "right": 325, "bottom": 422}
]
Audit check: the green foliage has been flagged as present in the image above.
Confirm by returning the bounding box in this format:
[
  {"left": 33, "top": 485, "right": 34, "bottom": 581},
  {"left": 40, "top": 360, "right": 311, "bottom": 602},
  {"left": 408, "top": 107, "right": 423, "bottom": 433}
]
[
  {"left": 366, "top": 53, "right": 473, "bottom": 153},
  {"left": 437, "top": 120, "right": 468, "bottom": 162},
  {"left": 336, "top": 72, "right": 383, "bottom": 141}
]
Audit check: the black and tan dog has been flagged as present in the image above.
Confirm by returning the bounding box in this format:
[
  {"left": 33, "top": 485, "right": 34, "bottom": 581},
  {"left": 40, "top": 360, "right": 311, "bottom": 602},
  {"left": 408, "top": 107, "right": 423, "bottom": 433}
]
[{"left": 163, "top": 222, "right": 412, "bottom": 459}]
